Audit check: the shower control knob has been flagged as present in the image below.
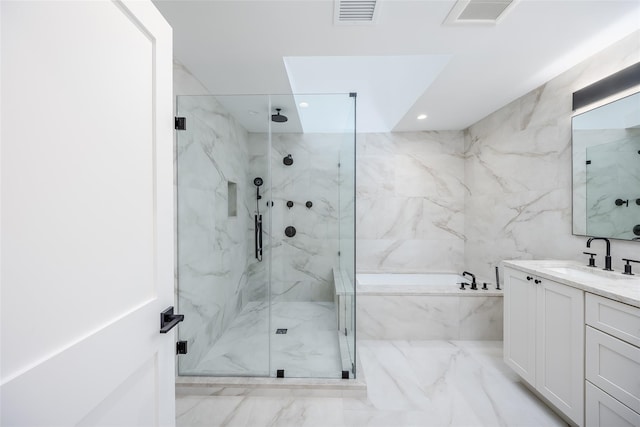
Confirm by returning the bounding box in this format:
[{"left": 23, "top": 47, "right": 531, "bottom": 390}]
[
  {"left": 287, "top": 201, "right": 294, "bottom": 209},
  {"left": 285, "top": 226, "right": 296, "bottom": 238},
  {"left": 526, "top": 276, "right": 533, "bottom": 281},
  {"left": 615, "top": 199, "right": 629, "bottom": 207},
  {"left": 306, "top": 201, "right": 313, "bottom": 209}
]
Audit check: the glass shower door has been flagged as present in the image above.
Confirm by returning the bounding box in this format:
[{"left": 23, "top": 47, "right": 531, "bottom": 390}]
[
  {"left": 175, "top": 93, "right": 356, "bottom": 379},
  {"left": 175, "top": 95, "right": 271, "bottom": 377},
  {"left": 268, "top": 93, "right": 356, "bottom": 379}
]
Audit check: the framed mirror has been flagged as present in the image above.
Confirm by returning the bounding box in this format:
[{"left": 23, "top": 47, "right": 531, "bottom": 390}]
[{"left": 572, "top": 90, "right": 640, "bottom": 240}]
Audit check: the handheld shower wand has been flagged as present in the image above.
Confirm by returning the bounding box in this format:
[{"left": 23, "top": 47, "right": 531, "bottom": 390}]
[{"left": 253, "top": 177, "right": 263, "bottom": 262}]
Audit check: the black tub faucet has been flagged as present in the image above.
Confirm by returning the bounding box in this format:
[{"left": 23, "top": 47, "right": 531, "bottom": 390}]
[
  {"left": 586, "top": 237, "right": 612, "bottom": 271},
  {"left": 462, "top": 271, "right": 477, "bottom": 290}
]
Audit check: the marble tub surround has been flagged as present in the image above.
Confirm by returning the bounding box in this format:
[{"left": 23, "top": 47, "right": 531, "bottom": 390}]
[
  {"left": 357, "top": 273, "right": 503, "bottom": 341},
  {"left": 176, "top": 340, "right": 566, "bottom": 427},
  {"left": 463, "top": 31, "right": 640, "bottom": 283},
  {"left": 358, "top": 294, "right": 503, "bottom": 341},
  {"left": 356, "top": 131, "right": 466, "bottom": 274},
  {"left": 502, "top": 259, "right": 640, "bottom": 307}
]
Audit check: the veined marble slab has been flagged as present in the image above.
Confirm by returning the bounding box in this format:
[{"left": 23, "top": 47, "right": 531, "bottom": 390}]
[
  {"left": 176, "top": 340, "right": 566, "bottom": 427},
  {"left": 503, "top": 259, "right": 640, "bottom": 307}
]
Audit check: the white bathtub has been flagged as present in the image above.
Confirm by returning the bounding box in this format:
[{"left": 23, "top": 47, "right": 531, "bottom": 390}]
[{"left": 356, "top": 273, "right": 503, "bottom": 340}]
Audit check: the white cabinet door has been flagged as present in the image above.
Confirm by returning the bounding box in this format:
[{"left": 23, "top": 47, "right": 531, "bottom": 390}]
[
  {"left": 503, "top": 267, "right": 537, "bottom": 385},
  {"left": 536, "top": 278, "right": 585, "bottom": 426},
  {"left": 1, "top": 1, "right": 175, "bottom": 425},
  {"left": 586, "top": 326, "right": 640, "bottom": 413},
  {"left": 586, "top": 381, "right": 640, "bottom": 427}
]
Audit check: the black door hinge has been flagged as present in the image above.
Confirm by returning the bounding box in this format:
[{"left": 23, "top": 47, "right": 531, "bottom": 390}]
[
  {"left": 176, "top": 340, "right": 188, "bottom": 355},
  {"left": 175, "top": 117, "right": 186, "bottom": 130}
]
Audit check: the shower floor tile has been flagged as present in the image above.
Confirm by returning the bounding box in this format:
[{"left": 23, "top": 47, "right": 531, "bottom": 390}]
[{"left": 189, "top": 301, "right": 343, "bottom": 378}]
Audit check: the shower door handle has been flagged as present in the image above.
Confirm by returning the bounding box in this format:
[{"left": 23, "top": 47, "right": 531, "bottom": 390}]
[{"left": 160, "top": 306, "right": 184, "bottom": 333}]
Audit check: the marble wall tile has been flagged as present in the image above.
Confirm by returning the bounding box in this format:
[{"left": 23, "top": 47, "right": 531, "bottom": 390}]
[
  {"left": 356, "top": 238, "right": 465, "bottom": 273},
  {"left": 245, "top": 132, "right": 348, "bottom": 304},
  {"left": 464, "top": 31, "right": 640, "bottom": 283},
  {"left": 356, "top": 131, "right": 466, "bottom": 273}
]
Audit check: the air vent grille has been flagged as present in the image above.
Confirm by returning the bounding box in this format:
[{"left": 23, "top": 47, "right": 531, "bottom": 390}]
[
  {"left": 336, "top": 0, "right": 378, "bottom": 24},
  {"left": 444, "top": 0, "right": 516, "bottom": 25}
]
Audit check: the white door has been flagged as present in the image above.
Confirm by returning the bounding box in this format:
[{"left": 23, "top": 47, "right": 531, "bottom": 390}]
[{"left": 1, "top": 1, "right": 175, "bottom": 425}]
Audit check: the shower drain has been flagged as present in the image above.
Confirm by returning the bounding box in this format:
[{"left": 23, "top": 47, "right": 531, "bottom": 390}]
[{"left": 275, "top": 329, "right": 288, "bottom": 334}]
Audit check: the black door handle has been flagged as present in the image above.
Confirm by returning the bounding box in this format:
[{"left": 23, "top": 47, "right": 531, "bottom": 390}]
[{"left": 160, "top": 306, "right": 184, "bottom": 333}]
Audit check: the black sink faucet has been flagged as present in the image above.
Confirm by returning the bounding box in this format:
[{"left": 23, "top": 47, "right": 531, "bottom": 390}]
[
  {"left": 462, "top": 271, "right": 477, "bottom": 290},
  {"left": 586, "top": 237, "right": 612, "bottom": 271}
]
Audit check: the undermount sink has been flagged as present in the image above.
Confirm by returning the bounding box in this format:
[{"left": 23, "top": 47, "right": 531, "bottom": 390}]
[{"left": 544, "top": 265, "right": 634, "bottom": 281}]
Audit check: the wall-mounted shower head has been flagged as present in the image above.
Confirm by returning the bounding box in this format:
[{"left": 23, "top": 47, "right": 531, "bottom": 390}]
[
  {"left": 254, "top": 177, "right": 263, "bottom": 187},
  {"left": 272, "top": 108, "right": 288, "bottom": 123}
]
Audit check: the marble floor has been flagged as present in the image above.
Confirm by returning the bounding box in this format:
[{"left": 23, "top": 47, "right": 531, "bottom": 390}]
[
  {"left": 184, "top": 301, "right": 344, "bottom": 378},
  {"left": 176, "top": 340, "right": 568, "bottom": 427}
]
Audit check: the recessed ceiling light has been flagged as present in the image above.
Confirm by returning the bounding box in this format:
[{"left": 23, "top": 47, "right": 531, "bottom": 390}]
[
  {"left": 299, "top": 102, "right": 309, "bottom": 108},
  {"left": 417, "top": 114, "right": 428, "bottom": 120}
]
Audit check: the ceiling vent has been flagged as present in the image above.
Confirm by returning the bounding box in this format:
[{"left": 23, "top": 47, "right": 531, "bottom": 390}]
[
  {"left": 443, "top": 0, "right": 517, "bottom": 25},
  {"left": 334, "top": 0, "right": 379, "bottom": 25}
]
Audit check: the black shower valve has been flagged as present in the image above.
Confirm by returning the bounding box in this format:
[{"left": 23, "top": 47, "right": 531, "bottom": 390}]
[
  {"left": 636, "top": 198, "right": 640, "bottom": 206},
  {"left": 306, "top": 201, "right": 313, "bottom": 209},
  {"left": 287, "top": 201, "right": 294, "bottom": 209},
  {"left": 615, "top": 198, "right": 629, "bottom": 207}
]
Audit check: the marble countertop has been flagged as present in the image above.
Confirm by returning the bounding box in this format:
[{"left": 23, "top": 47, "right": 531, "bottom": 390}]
[{"left": 502, "top": 260, "right": 640, "bottom": 308}]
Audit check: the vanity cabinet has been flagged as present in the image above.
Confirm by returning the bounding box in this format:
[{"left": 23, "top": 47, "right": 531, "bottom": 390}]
[
  {"left": 585, "top": 293, "right": 640, "bottom": 427},
  {"left": 503, "top": 267, "right": 585, "bottom": 426}
]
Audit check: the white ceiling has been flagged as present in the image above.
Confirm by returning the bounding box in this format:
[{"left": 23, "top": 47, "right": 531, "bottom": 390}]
[{"left": 154, "top": 0, "right": 640, "bottom": 132}]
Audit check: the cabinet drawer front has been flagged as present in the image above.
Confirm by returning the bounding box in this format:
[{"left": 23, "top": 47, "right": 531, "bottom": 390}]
[
  {"left": 586, "top": 382, "right": 640, "bottom": 427},
  {"left": 586, "top": 293, "right": 640, "bottom": 347},
  {"left": 586, "top": 326, "right": 640, "bottom": 412}
]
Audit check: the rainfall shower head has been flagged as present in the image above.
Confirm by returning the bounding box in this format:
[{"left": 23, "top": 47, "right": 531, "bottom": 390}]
[
  {"left": 271, "top": 108, "right": 288, "bottom": 123},
  {"left": 254, "top": 177, "right": 263, "bottom": 187}
]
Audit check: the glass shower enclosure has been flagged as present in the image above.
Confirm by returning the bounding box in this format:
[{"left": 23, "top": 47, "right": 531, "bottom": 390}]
[{"left": 175, "top": 94, "right": 356, "bottom": 379}]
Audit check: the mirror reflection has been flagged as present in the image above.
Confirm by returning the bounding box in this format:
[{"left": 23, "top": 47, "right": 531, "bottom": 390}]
[{"left": 572, "top": 91, "right": 640, "bottom": 240}]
